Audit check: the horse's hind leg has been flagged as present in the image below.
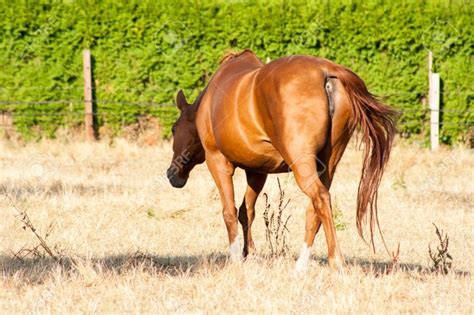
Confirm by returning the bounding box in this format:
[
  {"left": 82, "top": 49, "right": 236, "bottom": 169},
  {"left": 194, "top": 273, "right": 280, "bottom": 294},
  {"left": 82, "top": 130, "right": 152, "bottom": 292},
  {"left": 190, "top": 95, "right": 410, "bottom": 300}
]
[
  {"left": 294, "top": 86, "right": 352, "bottom": 271},
  {"left": 238, "top": 171, "right": 267, "bottom": 257},
  {"left": 295, "top": 202, "right": 322, "bottom": 272},
  {"left": 294, "top": 144, "right": 350, "bottom": 272},
  {"left": 290, "top": 154, "right": 344, "bottom": 272},
  {"left": 272, "top": 111, "right": 343, "bottom": 270}
]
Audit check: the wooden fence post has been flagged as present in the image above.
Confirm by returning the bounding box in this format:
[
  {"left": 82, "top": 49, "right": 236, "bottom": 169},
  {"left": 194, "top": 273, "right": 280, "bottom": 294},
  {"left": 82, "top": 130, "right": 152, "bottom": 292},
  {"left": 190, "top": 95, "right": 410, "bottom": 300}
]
[
  {"left": 83, "top": 49, "right": 95, "bottom": 141},
  {"left": 429, "top": 72, "right": 440, "bottom": 151},
  {"left": 428, "top": 51, "right": 440, "bottom": 151}
]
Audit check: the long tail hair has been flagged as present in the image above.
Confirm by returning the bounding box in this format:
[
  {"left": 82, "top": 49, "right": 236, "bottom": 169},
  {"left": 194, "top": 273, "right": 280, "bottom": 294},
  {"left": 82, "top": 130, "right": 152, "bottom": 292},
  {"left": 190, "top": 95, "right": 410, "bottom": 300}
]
[{"left": 331, "top": 64, "right": 398, "bottom": 251}]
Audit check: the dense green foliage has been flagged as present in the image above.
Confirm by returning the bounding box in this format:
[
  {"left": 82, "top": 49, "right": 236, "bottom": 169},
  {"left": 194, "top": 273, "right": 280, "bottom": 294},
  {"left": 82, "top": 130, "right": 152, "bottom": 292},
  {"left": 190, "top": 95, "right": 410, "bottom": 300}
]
[{"left": 0, "top": 0, "right": 472, "bottom": 142}]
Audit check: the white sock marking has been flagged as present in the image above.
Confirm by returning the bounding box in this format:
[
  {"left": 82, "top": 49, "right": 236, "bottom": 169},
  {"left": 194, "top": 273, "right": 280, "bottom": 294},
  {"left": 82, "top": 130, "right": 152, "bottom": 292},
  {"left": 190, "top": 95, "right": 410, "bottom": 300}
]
[
  {"left": 295, "top": 243, "right": 312, "bottom": 274},
  {"left": 229, "top": 239, "right": 242, "bottom": 262}
]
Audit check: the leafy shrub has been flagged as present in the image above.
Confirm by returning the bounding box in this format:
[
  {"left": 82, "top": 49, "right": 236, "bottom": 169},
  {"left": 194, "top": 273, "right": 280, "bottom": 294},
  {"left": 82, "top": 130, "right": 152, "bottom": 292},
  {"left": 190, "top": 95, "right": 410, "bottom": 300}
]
[{"left": 0, "top": 0, "right": 472, "bottom": 142}]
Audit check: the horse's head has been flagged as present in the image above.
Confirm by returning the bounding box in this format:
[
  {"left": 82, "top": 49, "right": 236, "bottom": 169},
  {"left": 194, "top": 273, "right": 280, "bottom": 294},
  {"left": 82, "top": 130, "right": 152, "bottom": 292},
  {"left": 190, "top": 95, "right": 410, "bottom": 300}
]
[{"left": 167, "top": 90, "right": 205, "bottom": 188}]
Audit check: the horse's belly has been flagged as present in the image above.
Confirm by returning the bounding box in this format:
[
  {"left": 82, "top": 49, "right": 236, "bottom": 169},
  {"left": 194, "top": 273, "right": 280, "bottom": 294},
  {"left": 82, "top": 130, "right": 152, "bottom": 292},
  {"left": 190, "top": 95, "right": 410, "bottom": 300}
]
[{"left": 223, "top": 141, "right": 289, "bottom": 174}]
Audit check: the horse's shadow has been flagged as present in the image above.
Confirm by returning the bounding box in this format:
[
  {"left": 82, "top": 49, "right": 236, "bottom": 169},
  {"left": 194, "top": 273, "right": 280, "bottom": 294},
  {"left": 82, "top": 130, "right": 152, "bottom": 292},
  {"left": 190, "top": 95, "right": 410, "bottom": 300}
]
[
  {"left": 313, "top": 255, "right": 469, "bottom": 277},
  {"left": 0, "top": 252, "right": 469, "bottom": 284},
  {"left": 0, "top": 252, "right": 229, "bottom": 282}
]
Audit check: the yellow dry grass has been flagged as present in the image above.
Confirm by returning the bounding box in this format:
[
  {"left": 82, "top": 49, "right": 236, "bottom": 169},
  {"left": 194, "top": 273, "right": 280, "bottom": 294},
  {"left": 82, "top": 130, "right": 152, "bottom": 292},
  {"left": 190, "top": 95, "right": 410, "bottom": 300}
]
[{"left": 0, "top": 138, "right": 473, "bottom": 313}]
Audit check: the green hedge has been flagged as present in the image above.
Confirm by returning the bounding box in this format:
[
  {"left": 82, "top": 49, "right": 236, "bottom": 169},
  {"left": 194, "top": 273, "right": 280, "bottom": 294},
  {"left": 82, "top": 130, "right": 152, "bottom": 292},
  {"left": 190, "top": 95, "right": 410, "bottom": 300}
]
[{"left": 0, "top": 0, "right": 472, "bottom": 143}]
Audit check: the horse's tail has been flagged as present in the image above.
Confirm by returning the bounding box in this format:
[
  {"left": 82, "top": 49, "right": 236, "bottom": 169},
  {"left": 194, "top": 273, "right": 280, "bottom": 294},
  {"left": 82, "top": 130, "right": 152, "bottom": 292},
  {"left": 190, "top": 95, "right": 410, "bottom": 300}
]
[{"left": 328, "top": 63, "right": 398, "bottom": 251}]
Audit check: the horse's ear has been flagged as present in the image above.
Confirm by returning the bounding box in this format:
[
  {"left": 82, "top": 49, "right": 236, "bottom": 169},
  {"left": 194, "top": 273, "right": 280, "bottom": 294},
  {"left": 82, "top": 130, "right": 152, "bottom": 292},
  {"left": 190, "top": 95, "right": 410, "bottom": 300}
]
[{"left": 176, "top": 90, "right": 188, "bottom": 111}]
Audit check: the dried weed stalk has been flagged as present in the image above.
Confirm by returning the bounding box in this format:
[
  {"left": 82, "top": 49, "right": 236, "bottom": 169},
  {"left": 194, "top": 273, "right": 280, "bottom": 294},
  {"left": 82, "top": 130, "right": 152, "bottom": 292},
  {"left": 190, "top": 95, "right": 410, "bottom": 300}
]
[
  {"left": 263, "top": 178, "right": 291, "bottom": 258},
  {"left": 385, "top": 242, "right": 401, "bottom": 274},
  {"left": 429, "top": 223, "right": 452, "bottom": 274},
  {"left": 2, "top": 187, "right": 58, "bottom": 261}
]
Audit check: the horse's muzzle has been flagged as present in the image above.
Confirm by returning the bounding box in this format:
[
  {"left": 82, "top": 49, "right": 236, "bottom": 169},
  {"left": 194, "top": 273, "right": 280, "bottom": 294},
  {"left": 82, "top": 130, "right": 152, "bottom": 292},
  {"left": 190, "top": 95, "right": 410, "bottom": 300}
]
[{"left": 166, "top": 168, "right": 188, "bottom": 188}]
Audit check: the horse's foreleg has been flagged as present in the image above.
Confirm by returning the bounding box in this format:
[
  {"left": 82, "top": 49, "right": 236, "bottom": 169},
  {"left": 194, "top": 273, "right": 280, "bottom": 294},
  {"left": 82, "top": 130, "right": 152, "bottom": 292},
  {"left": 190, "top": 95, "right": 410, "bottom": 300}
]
[
  {"left": 205, "top": 152, "right": 241, "bottom": 261},
  {"left": 238, "top": 171, "right": 267, "bottom": 257}
]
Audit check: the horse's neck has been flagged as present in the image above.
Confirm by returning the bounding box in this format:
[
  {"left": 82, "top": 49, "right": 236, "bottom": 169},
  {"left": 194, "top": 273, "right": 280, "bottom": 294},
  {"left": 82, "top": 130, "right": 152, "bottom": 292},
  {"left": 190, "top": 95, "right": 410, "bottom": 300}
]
[{"left": 191, "top": 86, "right": 208, "bottom": 112}]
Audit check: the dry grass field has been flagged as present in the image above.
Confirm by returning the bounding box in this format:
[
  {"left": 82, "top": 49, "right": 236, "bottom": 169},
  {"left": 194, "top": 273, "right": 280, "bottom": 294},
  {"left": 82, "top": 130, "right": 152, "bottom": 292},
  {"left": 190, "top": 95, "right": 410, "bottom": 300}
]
[{"left": 0, "top": 137, "right": 473, "bottom": 313}]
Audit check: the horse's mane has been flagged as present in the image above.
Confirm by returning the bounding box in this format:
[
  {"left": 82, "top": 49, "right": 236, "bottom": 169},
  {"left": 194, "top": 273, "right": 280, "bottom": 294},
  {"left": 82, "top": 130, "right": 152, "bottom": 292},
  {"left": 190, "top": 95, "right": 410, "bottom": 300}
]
[{"left": 219, "top": 49, "right": 254, "bottom": 64}]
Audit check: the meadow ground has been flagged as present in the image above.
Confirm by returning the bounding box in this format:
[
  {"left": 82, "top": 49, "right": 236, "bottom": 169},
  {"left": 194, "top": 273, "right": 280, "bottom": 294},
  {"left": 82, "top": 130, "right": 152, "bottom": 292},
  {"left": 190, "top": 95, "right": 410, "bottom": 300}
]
[{"left": 0, "top": 137, "right": 472, "bottom": 313}]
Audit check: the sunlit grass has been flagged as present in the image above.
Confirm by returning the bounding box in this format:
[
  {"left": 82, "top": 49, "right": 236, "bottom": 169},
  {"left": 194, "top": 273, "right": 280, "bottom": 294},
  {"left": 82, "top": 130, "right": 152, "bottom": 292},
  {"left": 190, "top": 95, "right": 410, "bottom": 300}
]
[{"left": 0, "top": 138, "right": 472, "bottom": 313}]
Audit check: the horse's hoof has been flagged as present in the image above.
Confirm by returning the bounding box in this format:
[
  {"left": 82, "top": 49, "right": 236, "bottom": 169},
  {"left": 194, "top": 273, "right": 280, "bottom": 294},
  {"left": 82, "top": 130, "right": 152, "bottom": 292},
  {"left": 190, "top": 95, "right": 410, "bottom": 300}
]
[
  {"left": 294, "top": 243, "right": 311, "bottom": 274},
  {"left": 243, "top": 245, "right": 256, "bottom": 259},
  {"left": 328, "top": 256, "right": 345, "bottom": 272},
  {"left": 294, "top": 258, "right": 308, "bottom": 275},
  {"left": 242, "top": 251, "right": 255, "bottom": 261},
  {"left": 230, "top": 253, "right": 243, "bottom": 263}
]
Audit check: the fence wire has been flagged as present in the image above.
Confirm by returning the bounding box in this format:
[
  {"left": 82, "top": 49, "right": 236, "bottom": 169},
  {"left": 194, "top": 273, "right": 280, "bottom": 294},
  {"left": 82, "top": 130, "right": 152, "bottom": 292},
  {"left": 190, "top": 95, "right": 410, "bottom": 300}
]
[{"left": 0, "top": 96, "right": 472, "bottom": 130}]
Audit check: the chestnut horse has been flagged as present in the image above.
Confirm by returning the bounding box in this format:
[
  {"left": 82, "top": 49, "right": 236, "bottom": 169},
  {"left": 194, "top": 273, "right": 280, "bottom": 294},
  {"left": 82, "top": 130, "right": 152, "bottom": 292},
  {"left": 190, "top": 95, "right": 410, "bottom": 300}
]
[{"left": 167, "top": 50, "right": 396, "bottom": 271}]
